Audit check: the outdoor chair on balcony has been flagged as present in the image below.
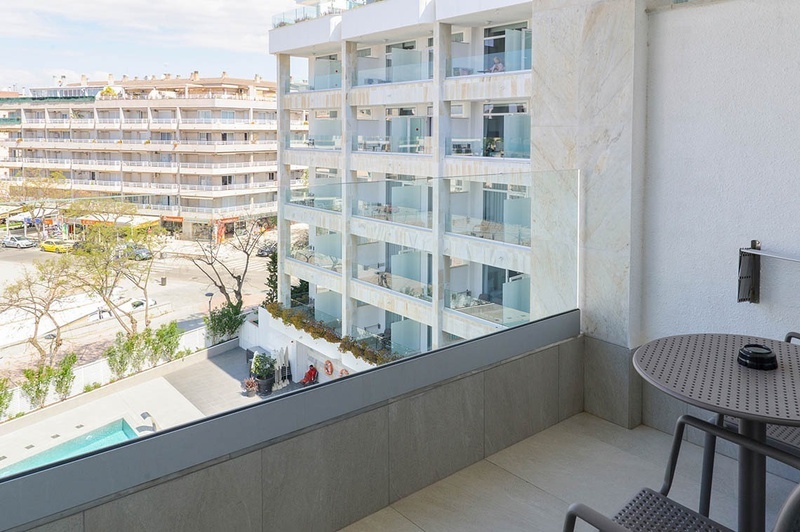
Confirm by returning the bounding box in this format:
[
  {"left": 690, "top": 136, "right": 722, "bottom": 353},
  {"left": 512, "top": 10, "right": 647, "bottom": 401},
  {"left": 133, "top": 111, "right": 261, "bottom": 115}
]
[
  {"left": 698, "top": 331, "right": 800, "bottom": 517},
  {"left": 563, "top": 414, "right": 800, "bottom": 532}
]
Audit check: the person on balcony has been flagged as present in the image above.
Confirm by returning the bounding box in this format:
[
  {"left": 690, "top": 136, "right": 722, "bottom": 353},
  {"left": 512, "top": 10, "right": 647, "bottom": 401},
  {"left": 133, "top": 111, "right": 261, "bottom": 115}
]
[
  {"left": 488, "top": 56, "right": 505, "bottom": 73},
  {"left": 299, "top": 364, "right": 318, "bottom": 386}
]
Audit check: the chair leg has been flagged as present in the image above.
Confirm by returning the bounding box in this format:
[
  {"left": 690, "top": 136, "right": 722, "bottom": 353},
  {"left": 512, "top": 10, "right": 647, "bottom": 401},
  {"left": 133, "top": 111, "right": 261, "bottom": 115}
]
[{"left": 699, "top": 414, "right": 724, "bottom": 516}]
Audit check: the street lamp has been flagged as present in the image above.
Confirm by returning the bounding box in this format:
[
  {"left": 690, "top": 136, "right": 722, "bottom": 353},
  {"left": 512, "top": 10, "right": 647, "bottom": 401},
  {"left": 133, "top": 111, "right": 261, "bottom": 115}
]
[{"left": 205, "top": 292, "right": 214, "bottom": 314}]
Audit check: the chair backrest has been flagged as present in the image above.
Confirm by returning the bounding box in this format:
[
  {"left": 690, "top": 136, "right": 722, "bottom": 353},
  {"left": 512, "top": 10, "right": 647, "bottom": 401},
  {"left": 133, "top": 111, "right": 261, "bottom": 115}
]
[
  {"left": 786, "top": 332, "right": 800, "bottom": 344},
  {"left": 773, "top": 481, "right": 800, "bottom": 532}
]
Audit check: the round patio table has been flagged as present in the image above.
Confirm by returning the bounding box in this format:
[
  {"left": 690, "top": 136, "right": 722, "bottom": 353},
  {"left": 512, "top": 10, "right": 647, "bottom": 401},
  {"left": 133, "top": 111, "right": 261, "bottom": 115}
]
[{"left": 633, "top": 333, "right": 800, "bottom": 532}]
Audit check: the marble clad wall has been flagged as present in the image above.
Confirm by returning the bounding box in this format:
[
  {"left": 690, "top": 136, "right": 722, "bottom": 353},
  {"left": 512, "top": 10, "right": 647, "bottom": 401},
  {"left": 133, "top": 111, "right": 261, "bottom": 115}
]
[
  {"left": 531, "top": 0, "right": 642, "bottom": 349},
  {"left": 530, "top": 1, "right": 645, "bottom": 427}
]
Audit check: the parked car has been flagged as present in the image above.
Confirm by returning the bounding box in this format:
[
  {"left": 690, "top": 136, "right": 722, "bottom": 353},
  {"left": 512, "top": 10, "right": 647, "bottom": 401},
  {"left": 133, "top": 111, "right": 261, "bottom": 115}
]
[
  {"left": 40, "top": 239, "right": 72, "bottom": 253},
  {"left": 114, "top": 244, "right": 153, "bottom": 261},
  {"left": 130, "top": 298, "right": 156, "bottom": 310},
  {"left": 127, "top": 246, "right": 153, "bottom": 261},
  {"left": 256, "top": 243, "right": 277, "bottom": 257},
  {"left": 3, "top": 235, "right": 36, "bottom": 248}
]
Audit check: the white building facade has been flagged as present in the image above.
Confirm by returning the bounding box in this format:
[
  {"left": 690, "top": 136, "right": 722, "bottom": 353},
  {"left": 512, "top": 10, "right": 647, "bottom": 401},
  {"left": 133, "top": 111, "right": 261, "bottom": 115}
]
[
  {"left": 269, "top": 0, "right": 581, "bottom": 364},
  {"left": 0, "top": 74, "right": 307, "bottom": 239}
]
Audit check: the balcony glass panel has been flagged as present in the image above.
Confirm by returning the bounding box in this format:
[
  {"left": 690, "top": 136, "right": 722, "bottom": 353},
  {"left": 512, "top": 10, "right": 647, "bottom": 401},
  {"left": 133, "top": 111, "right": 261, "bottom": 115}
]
[
  {"left": 287, "top": 183, "right": 342, "bottom": 212},
  {"left": 353, "top": 253, "right": 432, "bottom": 302},
  {"left": 311, "top": 59, "right": 342, "bottom": 91},
  {"left": 271, "top": 1, "right": 345, "bottom": 28},
  {"left": 289, "top": 224, "right": 343, "bottom": 273},
  {"left": 353, "top": 52, "right": 431, "bottom": 87},
  {"left": 290, "top": 302, "right": 342, "bottom": 338},
  {"left": 351, "top": 178, "right": 432, "bottom": 228},
  {"left": 349, "top": 324, "right": 420, "bottom": 357},
  {"left": 0, "top": 169, "right": 579, "bottom": 484},
  {"left": 285, "top": 133, "right": 341, "bottom": 150},
  {"left": 446, "top": 125, "right": 531, "bottom": 160},
  {"left": 447, "top": 184, "right": 531, "bottom": 246},
  {"left": 445, "top": 285, "right": 529, "bottom": 328},
  {"left": 448, "top": 29, "right": 532, "bottom": 77}
]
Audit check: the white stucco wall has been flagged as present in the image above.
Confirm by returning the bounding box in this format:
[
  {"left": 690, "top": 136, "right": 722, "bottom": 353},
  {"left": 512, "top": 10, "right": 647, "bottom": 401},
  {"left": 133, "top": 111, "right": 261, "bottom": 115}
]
[{"left": 641, "top": 1, "right": 800, "bottom": 343}]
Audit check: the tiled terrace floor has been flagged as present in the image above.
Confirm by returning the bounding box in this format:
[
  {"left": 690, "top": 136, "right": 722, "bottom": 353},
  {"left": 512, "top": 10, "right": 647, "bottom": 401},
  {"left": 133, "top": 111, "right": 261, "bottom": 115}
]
[{"left": 346, "top": 413, "right": 798, "bottom": 532}]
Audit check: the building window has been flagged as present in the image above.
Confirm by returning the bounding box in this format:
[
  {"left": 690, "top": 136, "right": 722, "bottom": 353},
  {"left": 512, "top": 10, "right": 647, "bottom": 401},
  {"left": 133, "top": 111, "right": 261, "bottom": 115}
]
[{"left": 222, "top": 175, "right": 233, "bottom": 186}]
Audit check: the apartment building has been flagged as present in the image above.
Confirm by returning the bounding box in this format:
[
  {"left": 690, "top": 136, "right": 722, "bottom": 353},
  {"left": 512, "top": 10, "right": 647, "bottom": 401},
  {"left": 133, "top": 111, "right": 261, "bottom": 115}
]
[
  {"left": 269, "top": 0, "right": 578, "bottom": 364},
  {"left": 0, "top": 73, "right": 307, "bottom": 239}
]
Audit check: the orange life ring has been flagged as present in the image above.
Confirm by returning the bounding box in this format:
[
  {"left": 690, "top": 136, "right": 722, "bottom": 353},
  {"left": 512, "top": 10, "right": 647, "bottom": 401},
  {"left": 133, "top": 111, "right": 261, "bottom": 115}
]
[
  {"left": 339, "top": 368, "right": 349, "bottom": 377},
  {"left": 324, "top": 360, "right": 334, "bottom": 375}
]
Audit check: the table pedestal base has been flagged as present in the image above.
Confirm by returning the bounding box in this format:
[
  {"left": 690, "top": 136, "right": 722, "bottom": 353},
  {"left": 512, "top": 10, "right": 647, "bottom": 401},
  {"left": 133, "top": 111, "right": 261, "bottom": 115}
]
[{"left": 739, "top": 419, "right": 767, "bottom": 532}]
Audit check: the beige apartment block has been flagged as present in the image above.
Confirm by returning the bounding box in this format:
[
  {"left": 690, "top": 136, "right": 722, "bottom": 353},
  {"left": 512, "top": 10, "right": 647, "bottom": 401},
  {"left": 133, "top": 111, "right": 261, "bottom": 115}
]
[{"left": 0, "top": 73, "right": 307, "bottom": 239}]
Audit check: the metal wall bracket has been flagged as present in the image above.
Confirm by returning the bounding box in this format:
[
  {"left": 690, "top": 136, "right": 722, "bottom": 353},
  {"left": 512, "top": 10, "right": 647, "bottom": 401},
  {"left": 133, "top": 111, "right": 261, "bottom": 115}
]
[{"left": 738, "top": 240, "right": 800, "bottom": 303}]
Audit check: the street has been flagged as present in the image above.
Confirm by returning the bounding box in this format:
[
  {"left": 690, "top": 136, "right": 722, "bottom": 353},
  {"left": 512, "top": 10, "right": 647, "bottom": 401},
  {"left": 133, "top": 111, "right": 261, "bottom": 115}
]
[{"left": 0, "top": 233, "right": 271, "bottom": 381}]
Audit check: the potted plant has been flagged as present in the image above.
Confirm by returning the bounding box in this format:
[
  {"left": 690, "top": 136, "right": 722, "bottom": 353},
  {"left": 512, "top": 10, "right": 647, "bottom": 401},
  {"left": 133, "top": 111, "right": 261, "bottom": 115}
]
[
  {"left": 242, "top": 377, "right": 257, "bottom": 397},
  {"left": 252, "top": 352, "right": 276, "bottom": 395}
]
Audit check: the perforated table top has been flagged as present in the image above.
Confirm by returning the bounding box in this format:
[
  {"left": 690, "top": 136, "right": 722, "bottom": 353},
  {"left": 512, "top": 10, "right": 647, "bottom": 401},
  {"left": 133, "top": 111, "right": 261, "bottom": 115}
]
[{"left": 633, "top": 334, "right": 800, "bottom": 426}]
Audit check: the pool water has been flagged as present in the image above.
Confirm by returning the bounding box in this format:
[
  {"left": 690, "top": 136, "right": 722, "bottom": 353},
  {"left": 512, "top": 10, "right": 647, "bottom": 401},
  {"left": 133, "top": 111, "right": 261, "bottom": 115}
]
[{"left": 0, "top": 419, "right": 137, "bottom": 479}]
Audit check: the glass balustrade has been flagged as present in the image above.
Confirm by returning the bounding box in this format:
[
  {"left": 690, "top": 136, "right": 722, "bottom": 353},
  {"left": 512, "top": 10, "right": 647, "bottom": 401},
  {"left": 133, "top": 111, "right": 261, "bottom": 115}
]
[
  {"left": 285, "top": 132, "right": 342, "bottom": 150},
  {"left": 351, "top": 179, "right": 432, "bottom": 228},
  {"left": 348, "top": 325, "right": 419, "bottom": 357},
  {"left": 448, "top": 30, "right": 532, "bottom": 77},
  {"left": 287, "top": 184, "right": 342, "bottom": 212},
  {"left": 444, "top": 288, "right": 530, "bottom": 328},
  {"left": 354, "top": 135, "right": 432, "bottom": 154},
  {"left": 446, "top": 132, "right": 530, "bottom": 159},
  {"left": 290, "top": 302, "right": 342, "bottom": 337},
  {"left": 353, "top": 261, "right": 432, "bottom": 301},
  {"left": 353, "top": 59, "right": 432, "bottom": 87}
]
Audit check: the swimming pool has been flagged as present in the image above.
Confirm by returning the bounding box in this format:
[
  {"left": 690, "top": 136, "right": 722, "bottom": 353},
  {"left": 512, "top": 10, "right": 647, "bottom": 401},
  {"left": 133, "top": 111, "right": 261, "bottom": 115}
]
[{"left": 0, "top": 419, "right": 137, "bottom": 479}]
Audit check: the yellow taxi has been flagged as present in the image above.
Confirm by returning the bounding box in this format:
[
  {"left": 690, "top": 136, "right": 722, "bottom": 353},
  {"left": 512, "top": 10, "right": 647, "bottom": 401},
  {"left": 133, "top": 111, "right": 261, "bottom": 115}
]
[{"left": 40, "top": 239, "right": 72, "bottom": 253}]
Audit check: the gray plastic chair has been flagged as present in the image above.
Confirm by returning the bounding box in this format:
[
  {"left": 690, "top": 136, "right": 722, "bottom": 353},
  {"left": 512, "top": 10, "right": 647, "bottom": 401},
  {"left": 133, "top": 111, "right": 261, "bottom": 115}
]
[
  {"left": 699, "top": 332, "right": 800, "bottom": 517},
  {"left": 563, "top": 414, "right": 800, "bottom": 532}
]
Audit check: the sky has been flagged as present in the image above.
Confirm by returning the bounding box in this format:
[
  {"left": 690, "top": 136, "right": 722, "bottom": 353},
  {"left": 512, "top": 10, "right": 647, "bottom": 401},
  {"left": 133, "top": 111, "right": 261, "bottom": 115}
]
[{"left": 0, "top": 0, "right": 308, "bottom": 92}]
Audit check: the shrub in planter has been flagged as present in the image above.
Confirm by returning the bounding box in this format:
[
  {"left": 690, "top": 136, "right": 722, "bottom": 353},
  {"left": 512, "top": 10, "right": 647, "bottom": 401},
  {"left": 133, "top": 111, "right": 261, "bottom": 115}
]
[
  {"left": 0, "top": 377, "right": 12, "bottom": 419},
  {"left": 21, "top": 365, "right": 54, "bottom": 409},
  {"left": 105, "top": 332, "right": 133, "bottom": 380},
  {"left": 205, "top": 302, "right": 246, "bottom": 344},
  {"left": 53, "top": 352, "right": 77, "bottom": 401},
  {"left": 252, "top": 352, "right": 277, "bottom": 395},
  {"left": 154, "top": 321, "right": 182, "bottom": 362}
]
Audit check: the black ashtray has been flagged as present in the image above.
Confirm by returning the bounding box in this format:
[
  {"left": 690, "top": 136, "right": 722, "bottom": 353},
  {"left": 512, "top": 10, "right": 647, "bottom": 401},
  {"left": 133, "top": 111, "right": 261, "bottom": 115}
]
[{"left": 738, "top": 344, "right": 777, "bottom": 370}]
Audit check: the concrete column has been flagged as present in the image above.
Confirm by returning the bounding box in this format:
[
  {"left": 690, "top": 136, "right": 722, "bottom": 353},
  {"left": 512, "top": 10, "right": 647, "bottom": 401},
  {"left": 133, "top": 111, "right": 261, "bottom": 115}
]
[
  {"left": 430, "top": 22, "right": 452, "bottom": 349},
  {"left": 341, "top": 40, "right": 358, "bottom": 336},
  {"left": 276, "top": 53, "right": 292, "bottom": 306}
]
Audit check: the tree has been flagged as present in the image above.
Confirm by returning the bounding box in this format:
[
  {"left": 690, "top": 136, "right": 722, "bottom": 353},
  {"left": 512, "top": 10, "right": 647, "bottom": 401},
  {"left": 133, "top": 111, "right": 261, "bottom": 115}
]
[
  {"left": 67, "top": 200, "right": 163, "bottom": 334},
  {"left": 187, "top": 217, "right": 267, "bottom": 313},
  {"left": 265, "top": 250, "right": 278, "bottom": 304},
  {"left": 0, "top": 256, "right": 73, "bottom": 366},
  {"left": 3, "top": 170, "right": 75, "bottom": 240},
  {"left": 204, "top": 302, "right": 246, "bottom": 343}
]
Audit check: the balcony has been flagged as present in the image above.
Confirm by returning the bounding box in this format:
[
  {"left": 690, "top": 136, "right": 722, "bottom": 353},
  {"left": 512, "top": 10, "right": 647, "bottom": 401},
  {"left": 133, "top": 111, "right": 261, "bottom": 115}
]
[
  {"left": 346, "top": 412, "right": 794, "bottom": 531},
  {"left": 288, "top": 183, "right": 343, "bottom": 212},
  {"left": 352, "top": 54, "right": 432, "bottom": 87},
  {"left": 447, "top": 42, "right": 532, "bottom": 79},
  {"left": 354, "top": 135, "right": 432, "bottom": 155},
  {"left": 271, "top": 0, "right": 380, "bottom": 29},
  {"left": 285, "top": 133, "right": 342, "bottom": 150}
]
